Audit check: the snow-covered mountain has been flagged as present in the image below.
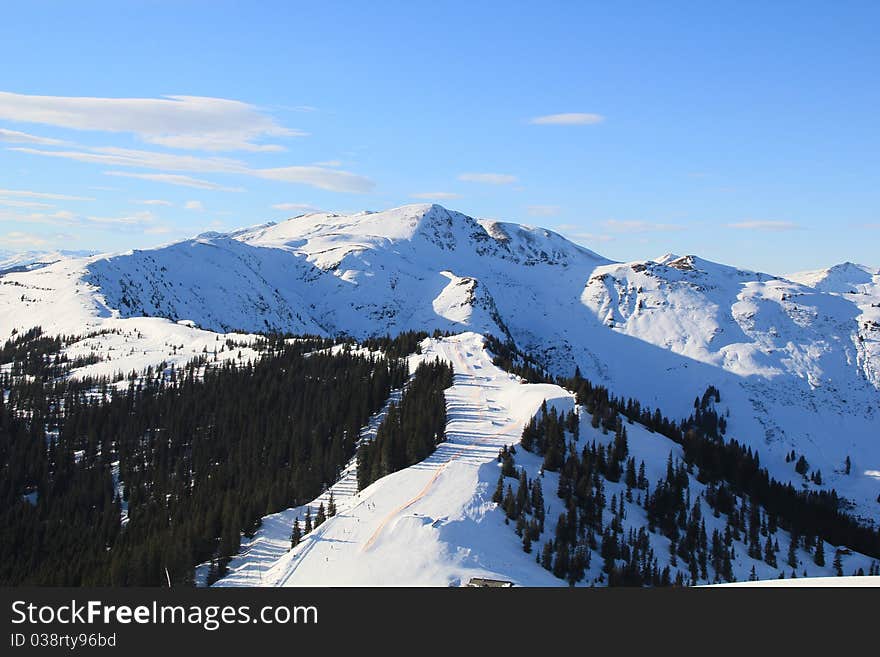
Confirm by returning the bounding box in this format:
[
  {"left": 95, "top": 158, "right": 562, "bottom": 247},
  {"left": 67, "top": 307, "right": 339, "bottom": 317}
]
[
  {"left": 0, "top": 248, "right": 97, "bottom": 274},
  {"left": 1, "top": 203, "right": 878, "bottom": 529}
]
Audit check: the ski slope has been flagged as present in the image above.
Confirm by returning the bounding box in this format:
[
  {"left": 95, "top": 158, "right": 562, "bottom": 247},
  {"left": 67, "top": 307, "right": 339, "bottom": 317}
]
[
  {"left": 212, "top": 386, "right": 405, "bottom": 586},
  {"left": 216, "top": 333, "right": 574, "bottom": 587}
]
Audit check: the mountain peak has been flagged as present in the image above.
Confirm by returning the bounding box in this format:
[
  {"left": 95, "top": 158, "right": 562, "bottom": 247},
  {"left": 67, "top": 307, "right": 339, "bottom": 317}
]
[{"left": 787, "top": 261, "right": 879, "bottom": 292}]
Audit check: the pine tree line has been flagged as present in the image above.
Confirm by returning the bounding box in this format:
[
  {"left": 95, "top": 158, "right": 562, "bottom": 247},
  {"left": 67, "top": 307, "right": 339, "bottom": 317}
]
[
  {"left": 485, "top": 336, "right": 880, "bottom": 561},
  {"left": 357, "top": 358, "right": 454, "bottom": 490},
  {"left": 499, "top": 401, "right": 879, "bottom": 586},
  {"left": 0, "top": 330, "right": 423, "bottom": 585}
]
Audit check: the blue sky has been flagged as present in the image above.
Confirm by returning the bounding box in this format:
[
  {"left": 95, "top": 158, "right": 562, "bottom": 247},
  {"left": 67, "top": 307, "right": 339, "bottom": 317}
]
[{"left": 0, "top": 1, "right": 877, "bottom": 274}]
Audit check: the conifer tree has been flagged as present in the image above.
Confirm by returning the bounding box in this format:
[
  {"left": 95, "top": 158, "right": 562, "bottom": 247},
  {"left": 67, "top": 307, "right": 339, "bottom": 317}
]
[
  {"left": 503, "top": 485, "right": 517, "bottom": 521},
  {"left": 764, "top": 536, "right": 777, "bottom": 567},
  {"left": 541, "top": 541, "right": 553, "bottom": 571},
  {"left": 492, "top": 473, "right": 504, "bottom": 505},
  {"left": 787, "top": 533, "right": 798, "bottom": 568},
  {"left": 814, "top": 539, "right": 825, "bottom": 567},
  {"left": 531, "top": 479, "right": 544, "bottom": 521}
]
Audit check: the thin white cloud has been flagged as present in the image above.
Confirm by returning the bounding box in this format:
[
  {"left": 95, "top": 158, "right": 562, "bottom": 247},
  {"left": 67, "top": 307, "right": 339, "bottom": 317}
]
[
  {"left": 0, "top": 231, "right": 49, "bottom": 248},
  {"left": 144, "top": 225, "right": 174, "bottom": 235},
  {"left": 0, "top": 188, "right": 93, "bottom": 201},
  {"left": 602, "top": 219, "right": 685, "bottom": 233},
  {"left": 184, "top": 200, "right": 204, "bottom": 211},
  {"left": 84, "top": 210, "right": 158, "bottom": 227},
  {"left": 529, "top": 113, "right": 604, "bottom": 126},
  {"left": 147, "top": 135, "right": 298, "bottom": 152},
  {"left": 11, "top": 145, "right": 242, "bottom": 173},
  {"left": 569, "top": 231, "right": 615, "bottom": 244},
  {"left": 313, "top": 160, "right": 342, "bottom": 167},
  {"left": 458, "top": 173, "right": 518, "bottom": 185},
  {"left": 0, "top": 92, "right": 304, "bottom": 151},
  {"left": 0, "top": 198, "right": 56, "bottom": 209},
  {"left": 1, "top": 205, "right": 169, "bottom": 233},
  {"left": 12, "top": 146, "right": 374, "bottom": 193},
  {"left": 134, "top": 199, "right": 173, "bottom": 206},
  {"left": 0, "top": 209, "right": 77, "bottom": 226},
  {"left": 0, "top": 127, "right": 68, "bottom": 146},
  {"left": 410, "top": 192, "right": 462, "bottom": 200},
  {"left": 104, "top": 171, "right": 244, "bottom": 192},
  {"left": 254, "top": 166, "right": 374, "bottom": 193},
  {"left": 727, "top": 220, "right": 800, "bottom": 231},
  {"left": 271, "top": 202, "right": 320, "bottom": 213},
  {"left": 527, "top": 204, "right": 561, "bottom": 217}
]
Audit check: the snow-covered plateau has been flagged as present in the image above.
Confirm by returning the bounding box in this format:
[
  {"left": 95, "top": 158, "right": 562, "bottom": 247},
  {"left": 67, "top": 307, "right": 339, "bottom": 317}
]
[{"left": 3, "top": 203, "right": 878, "bottom": 585}]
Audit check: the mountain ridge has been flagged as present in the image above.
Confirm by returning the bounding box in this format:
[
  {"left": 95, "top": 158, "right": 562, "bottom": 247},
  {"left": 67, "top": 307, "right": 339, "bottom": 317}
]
[{"left": 1, "top": 203, "right": 878, "bottom": 524}]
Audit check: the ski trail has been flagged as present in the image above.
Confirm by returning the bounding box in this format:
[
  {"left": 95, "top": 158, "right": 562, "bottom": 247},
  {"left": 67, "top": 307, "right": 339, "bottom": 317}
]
[
  {"left": 212, "top": 386, "right": 404, "bottom": 586},
  {"left": 239, "top": 332, "right": 573, "bottom": 587},
  {"left": 360, "top": 341, "right": 524, "bottom": 552}
]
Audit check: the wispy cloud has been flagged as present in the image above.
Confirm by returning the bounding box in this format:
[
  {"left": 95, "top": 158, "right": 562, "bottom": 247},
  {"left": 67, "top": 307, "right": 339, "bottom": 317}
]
[
  {"left": 726, "top": 220, "right": 800, "bottom": 231},
  {"left": 0, "top": 231, "right": 50, "bottom": 248},
  {"left": 11, "top": 145, "right": 242, "bottom": 173},
  {"left": 553, "top": 224, "right": 615, "bottom": 244},
  {"left": 529, "top": 113, "right": 604, "bottom": 126},
  {"left": 0, "top": 209, "right": 75, "bottom": 226},
  {"left": 0, "top": 188, "right": 93, "bottom": 201},
  {"left": 527, "top": 204, "right": 560, "bottom": 217},
  {"left": 0, "top": 198, "right": 56, "bottom": 209},
  {"left": 144, "top": 225, "right": 174, "bottom": 235},
  {"left": 0, "top": 127, "right": 68, "bottom": 146},
  {"left": 184, "top": 200, "right": 204, "bottom": 211},
  {"left": 84, "top": 210, "right": 159, "bottom": 227},
  {"left": 134, "top": 199, "right": 173, "bottom": 206},
  {"left": 458, "top": 172, "right": 518, "bottom": 185},
  {"left": 271, "top": 202, "right": 320, "bottom": 213},
  {"left": 602, "top": 219, "right": 685, "bottom": 233},
  {"left": 104, "top": 171, "right": 244, "bottom": 192},
  {"left": 12, "top": 146, "right": 374, "bottom": 193},
  {"left": 0, "top": 91, "right": 304, "bottom": 152},
  {"left": 410, "top": 192, "right": 462, "bottom": 200},
  {"left": 567, "top": 232, "right": 615, "bottom": 244},
  {"left": 255, "top": 166, "right": 374, "bottom": 193},
  {"left": 0, "top": 205, "right": 169, "bottom": 233}
]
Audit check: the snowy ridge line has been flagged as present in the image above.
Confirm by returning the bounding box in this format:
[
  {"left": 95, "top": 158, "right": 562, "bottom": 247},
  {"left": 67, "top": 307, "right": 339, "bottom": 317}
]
[
  {"left": 212, "top": 383, "right": 407, "bottom": 587},
  {"left": 252, "top": 333, "right": 573, "bottom": 587},
  {"left": 360, "top": 343, "right": 532, "bottom": 553}
]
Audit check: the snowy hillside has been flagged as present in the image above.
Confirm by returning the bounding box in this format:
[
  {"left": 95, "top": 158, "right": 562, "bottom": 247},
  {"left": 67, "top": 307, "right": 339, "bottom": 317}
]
[
  {"left": 1, "top": 202, "right": 878, "bottom": 528},
  {"left": 215, "top": 334, "right": 877, "bottom": 587},
  {"left": 0, "top": 248, "right": 97, "bottom": 273},
  {"left": 217, "top": 333, "right": 573, "bottom": 586}
]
